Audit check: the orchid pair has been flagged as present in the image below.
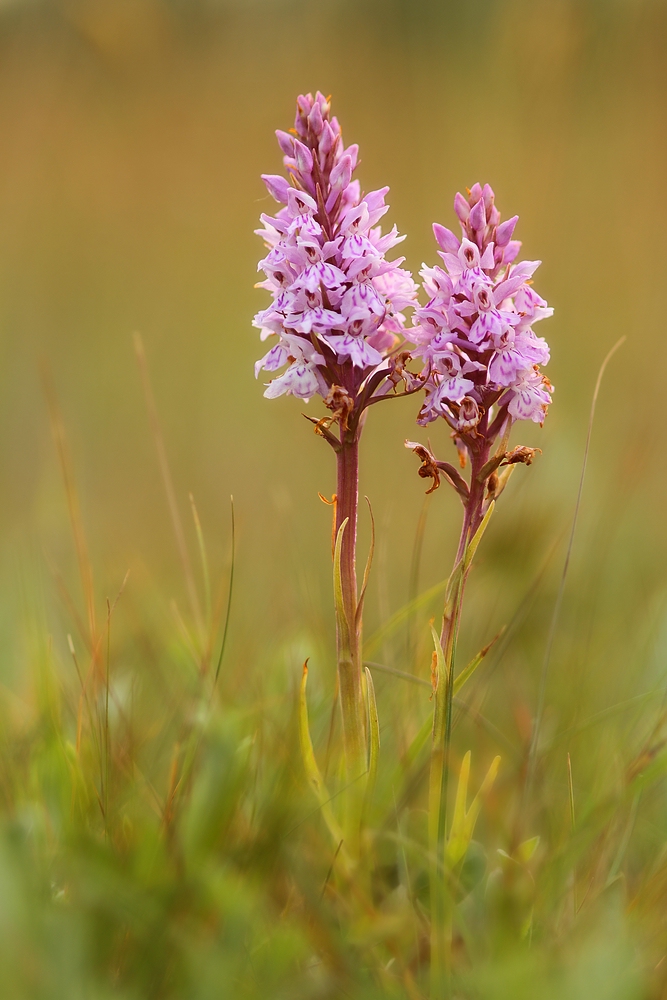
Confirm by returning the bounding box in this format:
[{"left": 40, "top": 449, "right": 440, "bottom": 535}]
[{"left": 252, "top": 92, "right": 553, "bottom": 944}]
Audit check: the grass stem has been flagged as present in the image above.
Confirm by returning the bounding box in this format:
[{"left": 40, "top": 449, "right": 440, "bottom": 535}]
[{"left": 527, "top": 337, "right": 625, "bottom": 793}]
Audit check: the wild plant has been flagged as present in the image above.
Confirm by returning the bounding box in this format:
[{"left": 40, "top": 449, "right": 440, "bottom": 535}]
[
  {"left": 254, "top": 91, "right": 418, "bottom": 857},
  {"left": 254, "top": 94, "right": 560, "bottom": 992},
  {"left": 405, "top": 183, "right": 553, "bottom": 988}
]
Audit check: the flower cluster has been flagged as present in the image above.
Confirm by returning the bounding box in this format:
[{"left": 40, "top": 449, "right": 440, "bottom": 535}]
[
  {"left": 254, "top": 92, "right": 417, "bottom": 406},
  {"left": 409, "top": 184, "right": 553, "bottom": 437}
]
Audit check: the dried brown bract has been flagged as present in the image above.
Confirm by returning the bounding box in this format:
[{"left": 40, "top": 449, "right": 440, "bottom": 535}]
[
  {"left": 502, "top": 445, "right": 542, "bottom": 467},
  {"left": 405, "top": 440, "right": 441, "bottom": 494}
]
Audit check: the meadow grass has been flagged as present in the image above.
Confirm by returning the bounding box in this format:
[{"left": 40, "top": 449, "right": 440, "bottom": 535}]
[{"left": 1, "top": 339, "right": 665, "bottom": 1000}]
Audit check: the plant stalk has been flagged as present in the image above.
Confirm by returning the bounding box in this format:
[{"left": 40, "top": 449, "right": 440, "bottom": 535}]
[
  {"left": 335, "top": 433, "right": 367, "bottom": 854},
  {"left": 430, "top": 446, "right": 489, "bottom": 997}
]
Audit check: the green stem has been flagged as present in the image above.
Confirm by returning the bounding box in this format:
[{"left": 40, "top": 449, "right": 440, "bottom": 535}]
[
  {"left": 430, "top": 449, "right": 487, "bottom": 997},
  {"left": 335, "top": 434, "right": 367, "bottom": 855}
]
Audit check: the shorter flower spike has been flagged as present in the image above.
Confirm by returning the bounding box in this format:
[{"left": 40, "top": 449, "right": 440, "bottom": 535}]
[{"left": 409, "top": 183, "right": 553, "bottom": 468}]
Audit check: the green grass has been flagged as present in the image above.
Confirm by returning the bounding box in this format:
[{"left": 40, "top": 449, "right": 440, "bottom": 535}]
[{"left": 2, "top": 359, "right": 666, "bottom": 1000}]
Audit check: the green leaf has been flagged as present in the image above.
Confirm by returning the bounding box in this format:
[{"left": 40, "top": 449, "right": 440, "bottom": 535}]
[
  {"left": 446, "top": 751, "right": 472, "bottom": 867},
  {"left": 446, "top": 752, "right": 501, "bottom": 867},
  {"left": 428, "top": 622, "right": 450, "bottom": 883},
  {"left": 493, "top": 463, "right": 515, "bottom": 500},
  {"left": 363, "top": 576, "right": 450, "bottom": 657},
  {"left": 298, "top": 662, "right": 346, "bottom": 852},
  {"left": 356, "top": 498, "right": 375, "bottom": 632},
  {"left": 430, "top": 623, "right": 448, "bottom": 692},
  {"left": 453, "top": 627, "right": 505, "bottom": 696},
  {"left": 518, "top": 836, "right": 540, "bottom": 863},
  {"left": 429, "top": 624, "right": 448, "bottom": 791},
  {"left": 452, "top": 652, "right": 484, "bottom": 697},
  {"left": 364, "top": 666, "right": 380, "bottom": 804},
  {"left": 333, "top": 517, "right": 351, "bottom": 650},
  {"left": 476, "top": 453, "right": 505, "bottom": 483},
  {"left": 464, "top": 500, "right": 495, "bottom": 571},
  {"left": 405, "top": 713, "right": 433, "bottom": 767}
]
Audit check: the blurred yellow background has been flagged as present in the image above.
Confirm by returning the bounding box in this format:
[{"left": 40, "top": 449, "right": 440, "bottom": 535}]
[{"left": 0, "top": 0, "right": 665, "bottom": 763}]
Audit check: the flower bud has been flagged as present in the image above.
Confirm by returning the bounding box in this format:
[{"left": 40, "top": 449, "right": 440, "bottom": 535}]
[
  {"left": 262, "top": 174, "right": 291, "bottom": 203},
  {"left": 495, "top": 215, "right": 518, "bottom": 247},
  {"left": 275, "top": 130, "right": 295, "bottom": 156},
  {"left": 433, "top": 223, "right": 460, "bottom": 254},
  {"left": 454, "top": 192, "right": 471, "bottom": 224},
  {"left": 293, "top": 139, "right": 313, "bottom": 176},
  {"left": 319, "top": 121, "right": 336, "bottom": 156},
  {"left": 482, "top": 183, "right": 495, "bottom": 214},
  {"left": 469, "top": 195, "right": 486, "bottom": 235},
  {"left": 308, "top": 100, "right": 324, "bottom": 136},
  {"left": 457, "top": 396, "right": 481, "bottom": 433}
]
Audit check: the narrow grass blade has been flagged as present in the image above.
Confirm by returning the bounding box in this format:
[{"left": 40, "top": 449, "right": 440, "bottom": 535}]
[
  {"left": 469, "top": 754, "right": 501, "bottom": 815},
  {"left": 606, "top": 790, "right": 640, "bottom": 886},
  {"left": 429, "top": 624, "right": 447, "bottom": 834},
  {"left": 446, "top": 753, "right": 501, "bottom": 867},
  {"left": 527, "top": 336, "right": 626, "bottom": 789},
  {"left": 318, "top": 492, "right": 338, "bottom": 561},
  {"left": 567, "top": 753, "right": 576, "bottom": 830},
  {"left": 356, "top": 498, "right": 375, "bottom": 632},
  {"left": 134, "top": 333, "right": 204, "bottom": 641},
  {"left": 363, "top": 576, "right": 450, "bottom": 657},
  {"left": 493, "top": 463, "right": 515, "bottom": 500},
  {"left": 405, "top": 713, "right": 433, "bottom": 769},
  {"left": 333, "top": 517, "right": 351, "bottom": 645},
  {"left": 364, "top": 660, "right": 430, "bottom": 689},
  {"left": 453, "top": 627, "right": 505, "bottom": 697},
  {"left": 430, "top": 622, "right": 448, "bottom": 689},
  {"left": 214, "top": 497, "right": 236, "bottom": 687},
  {"left": 42, "top": 367, "right": 97, "bottom": 644},
  {"left": 518, "top": 836, "right": 540, "bottom": 863},
  {"left": 364, "top": 666, "right": 380, "bottom": 804},
  {"left": 104, "top": 597, "right": 111, "bottom": 836},
  {"left": 428, "top": 622, "right": 449, "bottom": 997},
  {"left": 464, "top": 500, "right": 495, "bottom": 571},
  {"left": 299, "top": 663, "right": 345, "bottom": 850},
  {"left": 407, "top": 494, "right": 431, "bottom": 659},
  {"left": 189, "top": 493, "right": 212, "bottom": 637},
  {"left": 442, "top": 560, "right": 465, "bottom": 624},
  {"left": 568, "top": 752, "right": 577, "bottom": 913},
  {"left": 447, "top": 751, "right": 471, "bottom": 866},
  {"left": 547, "top": 689, "right": 662, "bottom": 748}
]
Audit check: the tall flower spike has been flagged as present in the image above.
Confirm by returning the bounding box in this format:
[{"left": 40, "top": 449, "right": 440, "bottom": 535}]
[
  {"left": 254, "top": 93, "right": 418, "bottom": 859},
  {"left": 254, "top": 91, "right": 418, "bottom": 422}
]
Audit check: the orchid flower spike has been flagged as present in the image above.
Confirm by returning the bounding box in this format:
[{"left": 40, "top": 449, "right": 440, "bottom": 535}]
[
  {"left": 409, "top": 183, "right": 553, "bottom": 475},
  {"left": 254, "top": 91, "right": 418, "bottom": 438}
]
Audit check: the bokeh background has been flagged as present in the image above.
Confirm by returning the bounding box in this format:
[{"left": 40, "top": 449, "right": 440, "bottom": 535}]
[
  {"left": 1, "top": 0, "right": 665, "bottom": 705},
  {"left": 0, "top": 0, "right": 666, "bottom": 995}
]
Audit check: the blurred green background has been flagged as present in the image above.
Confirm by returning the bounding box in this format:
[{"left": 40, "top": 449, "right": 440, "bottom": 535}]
[
  {"left": 1, "top": 0, "right": 665, "bottom": 702},
  {"left": 0, "top": 1, "right": 666, "bottom": 994}
]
